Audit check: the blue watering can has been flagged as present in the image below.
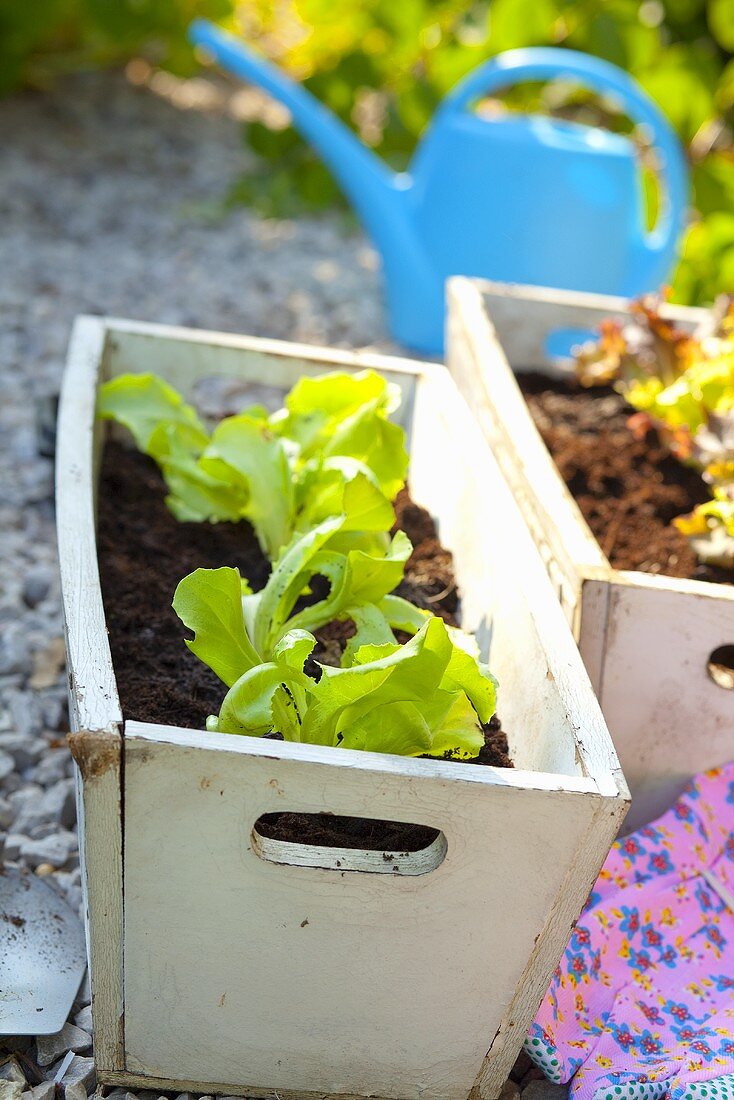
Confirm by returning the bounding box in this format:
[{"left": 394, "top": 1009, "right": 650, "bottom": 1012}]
[{"left": 190, "top": 21, "right": 688, "bottom": 355}]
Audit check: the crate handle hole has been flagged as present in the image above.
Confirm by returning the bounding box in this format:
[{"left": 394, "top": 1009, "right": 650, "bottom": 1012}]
[
  {"left": 251, "top": 812, "right": 446, "bottom": 875},
  {"left": 707, "top": 645, "right": 734, "bottom": 690}
]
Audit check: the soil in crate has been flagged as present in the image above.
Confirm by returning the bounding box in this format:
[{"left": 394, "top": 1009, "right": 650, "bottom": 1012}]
[
  {"left": 97, "top": 443, "right": 511, "bottom": 848},
  {"left": 518, "top": 374, "right": 732, "bottom": 585}
]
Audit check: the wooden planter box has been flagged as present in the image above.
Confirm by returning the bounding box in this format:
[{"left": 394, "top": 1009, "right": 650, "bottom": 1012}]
[
  {"left": 447, "top": 277, "right": 734, "bottom": 833},
  {"left": 57, "top": 316, "right": 628, "bottom": 1100}
]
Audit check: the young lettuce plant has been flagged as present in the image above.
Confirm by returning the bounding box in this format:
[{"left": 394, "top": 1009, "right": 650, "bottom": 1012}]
[
  {"left": 98, "top": 369, "right": 409, "bottom": 558},
  {"left": 173, "top": 558, "right": 496, "bottom": 759},
  {"left": 173, "top": 474, "right": 421, "bottom": 666},
  {"left": 574, "top": 296, "right": 734, "bottom": 570}
]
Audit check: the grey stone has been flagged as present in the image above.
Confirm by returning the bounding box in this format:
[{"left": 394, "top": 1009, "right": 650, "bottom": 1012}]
[
  {"left": 62, "top": 1085, "right": 87, "bottom": 1100},
  {"left": 36, "top": 1022, "right": 91, "bottom": 1066},
  {"left": 20, "top": 830, "right": 77, "bottom": 868},
  {"left": 22, "top": 568, "right": 52, "bottom": 609},
  {"left": 0, "top": 750, "right": 14, "bottom": 781},
  {"left": 58, "top": 1056, "right": 95, "bottom": 1092},
  {"left": 0, "top": 623, "right": 28, "bottom": 676},
  {"left": 23, "top": 1084, "right": 55, "bottom": 1100},
  {"left": 0, "top": 795, "right": 12, "bottom": 829},
  {"left": 0, "top": 1083, "right": 24, "bottom": 1100},
  {"left": 498, "top": 1081, "right": 521, "bottom": 1100},
  {"left": 33, "top": 749, "right": 71, "bottom": 785},
  {"left": 3, "top": 833, "right": 25, "bottom": 860},
  {"left": 4, "top": 690, "right": 44, "bottom": 740},
  {"left": 15, "top": 777, "right": 76, "bottom": 832},
  {"left": 73, "top": 1004, "right": 93, "bottom": 1032},
  {"left": 0, "top": 733, "right": 45, "bottom": 770},
  {"left": 0, "top": 1060, "right": 26, "bottom": 1086}
]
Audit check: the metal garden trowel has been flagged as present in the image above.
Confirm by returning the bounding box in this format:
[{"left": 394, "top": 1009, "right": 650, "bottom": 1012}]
[{"left": 0, "top": 862, "right": 86, "bottom": 1035}]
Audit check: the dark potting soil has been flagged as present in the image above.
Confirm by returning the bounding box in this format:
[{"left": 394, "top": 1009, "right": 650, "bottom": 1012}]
[
  {"left": 255, "top": 812, "right": 439, "bottom": 852},
  {"left": 518, "top": 374, "right": 732, "bottom": 585},
  {"left": 97, "top": 442, "right": 512, "bottom": 848}
]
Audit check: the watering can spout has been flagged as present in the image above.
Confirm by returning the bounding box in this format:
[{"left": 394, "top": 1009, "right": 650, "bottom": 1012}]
[{"left": 189, "top": 21, "right": 405, "bottom": 252}]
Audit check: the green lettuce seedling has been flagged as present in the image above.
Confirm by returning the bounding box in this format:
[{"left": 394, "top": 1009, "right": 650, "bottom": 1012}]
[
  {"left": 174, "top": 564, "right": 496, "bottom": 759},
  {"left": 98, "top": 369, "right": 409, "bottom": 558},
  {"left": 173, "top": 475, "right": 419, "bottom": 663},
  {"left": 574, "top": 296, "right": 734, "bottom": 570}
]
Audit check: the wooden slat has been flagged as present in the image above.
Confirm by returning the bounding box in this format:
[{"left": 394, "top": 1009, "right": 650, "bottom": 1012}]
[
  {"left": 582, "top": 573, "right": 734, "bottom": 832},
  {"left": 57, "top": 316, "right": 122, "bottom": 733},
  {"left": 67, "top": 728, "right": 125, "bottom": 1073},
  {"left": 446, "top": 277, "right": 606, "bottom": 632},
  {"left": 102, "top": 320, "right": 422, "bottom": 434},
  {"left": 473, "top": 279, "right": 704, "bottom": 372},
  {"left": 122, "top": 724, "right": 619, "bottom": 1100},
  {"left": 57, "top": 316, "right": 125, "bottom": 1073}
]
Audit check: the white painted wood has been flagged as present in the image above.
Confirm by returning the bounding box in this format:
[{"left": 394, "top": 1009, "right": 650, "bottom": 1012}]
[
  {"left": 123, "top": 723, "right": 620, "bottom": 1100},
  {"left": 67, "top": 728, "right": 124, "bottom": 1072},
  {"left": 58, "top": 315, "right": 629, "bottom": 1099},
  {"left": 446, "top": 279, "right": 604, "bottom": 634},
  {"left": 584, "top": 573, "right": 734, "bottom": 832},
  {"left": 447, "top": 278, "right": 734, "bottom": 834},
  {"left": 101, "top": 319, "right": 421, "bottom": 435},
  {"left": 470, "top": 279, "right": 704, "bottom": 373},
  {"left": 250, "top": 825, "right": 449, "bottom": 875},
  {"left": 57, "top": 316, "right": 125, "bottom": 1073},
  {"left": 56, "top": 316, "right": 122, "bottom": 734}
]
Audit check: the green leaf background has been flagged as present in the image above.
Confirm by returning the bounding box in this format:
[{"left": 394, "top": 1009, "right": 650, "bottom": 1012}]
[{"left": 5, "top": 0, "right": 732, "bottom": 302}]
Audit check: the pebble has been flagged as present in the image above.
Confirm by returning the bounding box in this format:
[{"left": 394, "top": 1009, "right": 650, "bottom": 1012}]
[
  {"left": 22, "top": 569, "right": 51, "bottom": 609},
  {"left": 62, "top": 1085, "right": 87, "bottom": 1100},
  {"left": 0, "top": 733, "right": 45, "bottom": 770},
  {"left": 37, "top": 1023, "right": 93, "bottom": 1066},
  {"left": 14, "top": 777, "right": 76, "bottom": 833},
  {"left": 0, "top": 624, "right": 29, "bottom": 676},
  {"left": 20, "top": 830, "right": 77, "bottom": 868},
  {"left": 3, "top": 833, "right": 25, "bottom": 860},
  {"left": 0, "top": 749, "right": 14, "bottom": 781},
  {"left": 58, "top": 1056, "right": 95, "bottom": 1093},
  {"left": 0, "top": 1083, "right": 24, "bottom": 1100},
  {"left": 0, "top": 1061, "right": 26, "bottom": 1086},
  {"left": 22, "top": 1085, "right": 55, "bottom": 1100},
  {"left": 73, "top": 1005, "right": 93, "bottom": 1032}
]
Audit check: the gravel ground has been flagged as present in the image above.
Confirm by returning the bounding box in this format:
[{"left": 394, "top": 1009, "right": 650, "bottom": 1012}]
[{"left": 0, "top": 67, "right": 564, "bottom": 1100}]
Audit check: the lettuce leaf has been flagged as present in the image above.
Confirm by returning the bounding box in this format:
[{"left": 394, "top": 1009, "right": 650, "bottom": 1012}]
[
  {"left": 301, "top": 617, "right": 495, "bottom": 759},
  {"left": 98, "top": 370, "right": 405, "bottom": 557}
]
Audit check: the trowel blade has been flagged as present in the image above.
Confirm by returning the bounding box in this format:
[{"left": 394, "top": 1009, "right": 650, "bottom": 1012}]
[{"left": 0, "top": 867, "right": 87, "bottom": 1035}]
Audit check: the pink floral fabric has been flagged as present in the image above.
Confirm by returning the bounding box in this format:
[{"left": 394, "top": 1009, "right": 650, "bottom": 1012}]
[{"left": 526, "top": 766, "right": 734, "bottom": 1100}]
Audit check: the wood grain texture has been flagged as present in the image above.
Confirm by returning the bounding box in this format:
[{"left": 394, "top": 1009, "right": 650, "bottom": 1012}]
[{"left": 58, "top": 315, "right": 628, "bottom": 1099}]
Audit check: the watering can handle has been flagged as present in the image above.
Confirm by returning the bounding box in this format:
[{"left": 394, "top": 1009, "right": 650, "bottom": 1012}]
[{"left": 437, "top": 47, "right": 687, "bottom": 264}]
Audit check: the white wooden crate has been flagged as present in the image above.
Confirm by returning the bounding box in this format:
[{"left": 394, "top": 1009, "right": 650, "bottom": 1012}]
[
  {"left": 57, "top": 316, "right": 628, "bottom": 1100},
  {"left": 447, "top": 277, "right": 734, "bottom": 832}
]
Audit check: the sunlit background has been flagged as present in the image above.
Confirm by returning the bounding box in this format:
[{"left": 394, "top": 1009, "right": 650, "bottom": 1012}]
[{"left": 4, "top": 0, "right": 733, "bottom": 303}]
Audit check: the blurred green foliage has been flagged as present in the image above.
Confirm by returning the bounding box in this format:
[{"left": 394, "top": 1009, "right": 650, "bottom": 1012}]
[{"left": 2, "top": 0, "right": 732, "bottom": 304}]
